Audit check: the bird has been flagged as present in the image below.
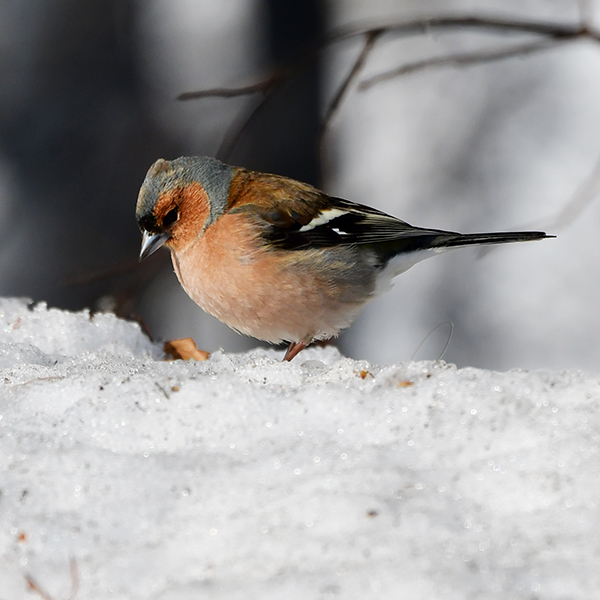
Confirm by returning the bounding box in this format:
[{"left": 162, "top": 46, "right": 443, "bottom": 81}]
[{"left": 136, "top": 156, "right": 552, "bottom": 361}]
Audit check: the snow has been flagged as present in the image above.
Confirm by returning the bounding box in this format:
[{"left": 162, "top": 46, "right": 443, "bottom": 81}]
[{"left": 1, "top": 297, "right": 599, "bottom": 600}]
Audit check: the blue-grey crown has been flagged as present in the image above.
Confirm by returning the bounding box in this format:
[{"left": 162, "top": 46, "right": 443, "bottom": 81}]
[{"left": 137, "top": 156, "right": 234, "bottom": 229}]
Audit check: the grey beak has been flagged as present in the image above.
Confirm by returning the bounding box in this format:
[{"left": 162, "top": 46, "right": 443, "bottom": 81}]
[{"left": 139, "top": 230, "right": 170, "bottom": 261}]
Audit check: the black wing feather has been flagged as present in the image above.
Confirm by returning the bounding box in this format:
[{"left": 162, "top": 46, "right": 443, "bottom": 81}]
[
  {"left": 239, "top": 196, "right": 549, "bottom": 258},
  {"left": 259, "top": 198, "right": 457, "bottom": 250}
]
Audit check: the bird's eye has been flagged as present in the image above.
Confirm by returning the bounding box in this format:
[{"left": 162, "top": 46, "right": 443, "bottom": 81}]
[{"left": 163, "top": 207, "right": 178, "bottom": 227}]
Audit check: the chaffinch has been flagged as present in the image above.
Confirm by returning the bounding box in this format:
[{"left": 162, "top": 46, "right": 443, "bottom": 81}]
[{"left": 136, "top": 156, "right": 551, "bottom": 361}]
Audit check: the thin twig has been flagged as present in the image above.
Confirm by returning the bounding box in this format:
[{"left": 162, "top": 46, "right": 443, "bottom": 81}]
[
  {"left": 177, "top": 75, "right": 282, "bottom": 101},
  {"left": 359, "top": 39, "right": 561, "bottom": 90},
  {"left": 178, "top": 16, "right": 595, "bottom": 103},
  {"left": 328, "top": 15, "right": 595, "bottom": 45},
  {"left": 215, "top": 94, "right": 268, "bottom": 161},
  {"left": 320, "top": 29, "right": 383, "bottom": 134},
  {"left": 178, "top": 46, "right": 319, "bottom": 103},
  {"left": 193, "top": 54, "right": 321, "bottom": 161},
  {"left": 176, "top": 14, "right": 600, "bottom": 163}
]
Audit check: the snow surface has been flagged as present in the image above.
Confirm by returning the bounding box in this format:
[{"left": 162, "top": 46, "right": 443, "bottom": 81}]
[{"left": 1, "top": 297, "right": 599, "bottom": 600}]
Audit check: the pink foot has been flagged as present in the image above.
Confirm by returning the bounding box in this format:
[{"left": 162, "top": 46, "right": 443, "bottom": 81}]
[{"left": 283, "top": 341, "right": 307, "bottom": 362}]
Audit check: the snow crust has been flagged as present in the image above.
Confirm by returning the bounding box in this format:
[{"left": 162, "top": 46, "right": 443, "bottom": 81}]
[{"left": 0, "top": 297, "right": 598, "bottom": 599}]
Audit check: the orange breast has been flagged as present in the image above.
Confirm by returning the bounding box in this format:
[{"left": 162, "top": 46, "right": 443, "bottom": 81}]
[{"left": 170, "top": 213, "right": 365, "bottom": 343}]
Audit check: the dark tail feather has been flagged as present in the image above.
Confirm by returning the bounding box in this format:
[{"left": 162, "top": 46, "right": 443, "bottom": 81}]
[
  {"left": 375, "top": 230, "right": 553, "bottom": 263},
  {"left": 433, "top": 231, "right": 552, "bottom": 249}
]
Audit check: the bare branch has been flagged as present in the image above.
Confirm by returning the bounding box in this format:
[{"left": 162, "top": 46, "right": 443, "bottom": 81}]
[
  {"left": 176, "top": 13, "right": 600, "bottom": 170},
  {"left": 320, "top": 29, "right": 383, "bottom": 133},
  {"left": 215, "top": 95, "right": 268, "bottom": 162},
  {"left": 359, "top": 39, "right": 561, "bottom": 90},
  {"left": 177, "top": 75, "right": 282, "bottom": 101},
  {"left": 329, "top": 15, "right": 596, "bottom": 44},
  {"left": 178, "top": 15, "right": 600, "bottom": 104}
]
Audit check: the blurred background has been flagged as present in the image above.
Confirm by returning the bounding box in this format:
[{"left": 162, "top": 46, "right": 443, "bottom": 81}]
[{"left": 1, "top": 0, "right": 598, "bottom": 370}]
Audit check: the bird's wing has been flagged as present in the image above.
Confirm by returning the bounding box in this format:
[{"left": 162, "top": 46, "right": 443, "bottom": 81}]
[
  {"left": 228, "top": 176, "right": 452, "bottom": 250},
  {"left": 227, "top": 172, "right": 548, "bottom": 257}
]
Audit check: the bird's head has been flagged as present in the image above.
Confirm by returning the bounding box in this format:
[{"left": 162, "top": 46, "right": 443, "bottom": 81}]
[{"left": 136, "top": 156, "right": 234, "bottom": 260}]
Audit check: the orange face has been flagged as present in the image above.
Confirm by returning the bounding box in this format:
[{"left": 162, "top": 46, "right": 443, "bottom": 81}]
[
  {"left": 150, "top": 182, "right": 211, "bottom": 254},
  {"left": 137, "top": 156, "right": 235, "bottom": 260}
]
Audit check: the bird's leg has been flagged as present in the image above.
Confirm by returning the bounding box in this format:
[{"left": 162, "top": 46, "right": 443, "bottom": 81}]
[{"left": 283, "top": 341, "right": 307, "bottom": 362}]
